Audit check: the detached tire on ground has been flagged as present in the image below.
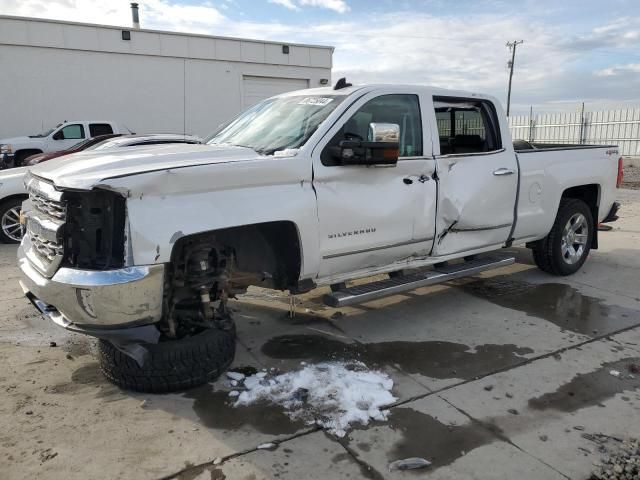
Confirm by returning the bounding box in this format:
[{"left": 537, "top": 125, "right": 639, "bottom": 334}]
[
  {"left": 98, "top": 326, "right": 236, "bottom": 393},
  {"left": 531, "top": 198, "right": 594, "bottom": 276}
]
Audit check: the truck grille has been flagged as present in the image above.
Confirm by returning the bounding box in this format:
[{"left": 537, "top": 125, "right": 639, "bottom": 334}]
[
  {"left": 24, "top": 175, "right": 66, "bottom": 277},
  {"left": 30, "top": 233, "right": 64, "bottom": 261},
  {"left": 31, "top": 192, "right": 66, "bottom": 220}
]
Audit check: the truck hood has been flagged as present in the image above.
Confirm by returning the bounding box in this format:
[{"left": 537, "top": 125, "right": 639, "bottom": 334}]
[
  {"left": 29, "top": 143, "right": 261, "bottom": 190},
  {"left": 0, "top": 136, "right": 42, "bottom": 147}
]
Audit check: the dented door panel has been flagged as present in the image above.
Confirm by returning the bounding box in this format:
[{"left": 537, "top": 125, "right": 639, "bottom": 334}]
[{"left": 433, "top": 151, "right": 518, "bottom": 256}]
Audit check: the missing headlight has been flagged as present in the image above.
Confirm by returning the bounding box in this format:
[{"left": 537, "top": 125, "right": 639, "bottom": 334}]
[{"left": 63, "top": 190, "right": 126, "bottom": 269}]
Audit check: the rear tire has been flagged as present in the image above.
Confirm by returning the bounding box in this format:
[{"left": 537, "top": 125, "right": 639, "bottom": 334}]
[
  {"left": 531, "top": 198, "right": 593, "bottom": 276},
  {"left": 98, "top": 325, "right": 236, "bottom": 393}
]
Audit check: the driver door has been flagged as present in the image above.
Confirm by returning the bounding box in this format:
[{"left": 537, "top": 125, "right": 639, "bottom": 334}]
[
  {"left": 49, "top": 123, "right": 86, "bottom": 151},
  {"left": 312, "top": 91, "right": 438, "bottom": 280}
]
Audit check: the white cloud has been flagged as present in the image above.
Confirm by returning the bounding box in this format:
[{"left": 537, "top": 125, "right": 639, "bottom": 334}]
[
  {"left": 299, "top": 0, "right": 350, "bottom": 13},
  {"left": 269, "top": 0, "right": 350, "bottom": 13},
  {"left": 595, "top": 63, "right": 640, "bottom": 77},
  {"left": 269, "top": 0, "right": 300, "bottom": 11}
]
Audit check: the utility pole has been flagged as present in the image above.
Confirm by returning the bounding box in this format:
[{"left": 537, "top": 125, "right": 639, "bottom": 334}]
[{"left": 506, "top": 40, "right": 524, "bottom": 117}]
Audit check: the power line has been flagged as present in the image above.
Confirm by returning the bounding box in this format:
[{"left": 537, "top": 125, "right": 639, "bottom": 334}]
[{"left": 506, "top": 40, "right": 524, "bottom": 117}]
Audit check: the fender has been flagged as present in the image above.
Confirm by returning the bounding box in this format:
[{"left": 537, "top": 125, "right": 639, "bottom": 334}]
[{"left": 98, "top": 154, "right": 320, "bottom": 277}]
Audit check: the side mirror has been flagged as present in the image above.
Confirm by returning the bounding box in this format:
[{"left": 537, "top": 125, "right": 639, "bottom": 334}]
[
  {"left": 52, "top": 130, "right": 64, "bottom": 140},
  {"left": 333, "top": 123, "right": 400, "bottom": 166}
]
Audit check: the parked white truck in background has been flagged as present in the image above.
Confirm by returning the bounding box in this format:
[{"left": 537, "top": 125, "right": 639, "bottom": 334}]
[
  {"left": 0, "top": 134, "right": 202, "bottom": 244},
  {"left": 18, "top": 82, "right": 622, "bottom": 393},
  {"left": 0, "top": 120, "right": 130, "bottom": 167}
]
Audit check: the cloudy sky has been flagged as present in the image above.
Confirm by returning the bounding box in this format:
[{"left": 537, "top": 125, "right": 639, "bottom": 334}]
[{"left": 1, "top": 0, "right": 639, "bottom": 113}]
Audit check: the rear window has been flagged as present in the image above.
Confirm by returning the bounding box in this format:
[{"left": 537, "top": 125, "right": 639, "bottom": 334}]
[
  {"left": 89, "top": 123, "right": 114, "bottom": 136},
  {"left": 434, "top": 98, "right": 502, "bottom": 155}
]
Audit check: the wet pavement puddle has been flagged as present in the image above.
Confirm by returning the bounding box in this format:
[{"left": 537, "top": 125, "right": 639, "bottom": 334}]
[
  {"left": 457, "top": 279, "right": 640, "bottom": 336},
  {"left": 348, "top": 407, "right": 500, "bottom": 471},
  {"left": 529, "top": 357, "right": 640, "bottom": 412},
  {"left": 183, "top": 385, "right": 307, "bottom": 435},
  {"left": 261, "top": 334, "right": 533, "bottom": 380},
  {"left": 173, "top": 462, "right": 226, "bottom": 480}
]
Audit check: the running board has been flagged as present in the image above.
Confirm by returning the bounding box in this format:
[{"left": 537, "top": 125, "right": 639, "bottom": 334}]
[{"left": 322, "top": 256, "right": 515, "bottom": 308}]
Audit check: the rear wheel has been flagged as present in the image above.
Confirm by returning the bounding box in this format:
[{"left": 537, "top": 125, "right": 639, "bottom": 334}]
[
  {"left": 0, "top": 198, "right": 25, "bottom": 244},
  {"left": 531, "top": 198, "right": 593, "bottom": 276},
  {"left": 98, "top": 325, "right": 236, "bottom": 393}
]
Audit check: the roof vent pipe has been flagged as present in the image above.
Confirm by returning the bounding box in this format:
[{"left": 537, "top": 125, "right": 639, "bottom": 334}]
[{"left": 131, "top": 3, "right": 140, "bottom": 29}]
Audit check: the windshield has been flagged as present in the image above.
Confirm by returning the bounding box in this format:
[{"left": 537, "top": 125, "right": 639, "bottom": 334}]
[
  {"left": 207, "top": 95, "right": 346, "bottom": 155},
  {"left": 29, "top": 123, "right": 62, "bottom": 138}
]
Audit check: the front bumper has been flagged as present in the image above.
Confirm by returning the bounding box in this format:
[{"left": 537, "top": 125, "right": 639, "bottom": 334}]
[
  {"left": 18, "top": 244, "right": 165, "bottom": 332},
  {"left": 1, "top": 152, "right": 15, "bottom": 168}
]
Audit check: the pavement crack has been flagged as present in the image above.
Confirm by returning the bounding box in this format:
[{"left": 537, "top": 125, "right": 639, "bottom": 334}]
[
  {"left": 438, "top": 394, "right": 572, "bottom": 480},
  {"left": 155, "top": 427, "right": 319, "bottom": 480},
  {"left": 334, "top": 434, "right": 386, "bottom": 480},
  {"left": 386, "top": 321, "right": 640, "bottom": 410}
]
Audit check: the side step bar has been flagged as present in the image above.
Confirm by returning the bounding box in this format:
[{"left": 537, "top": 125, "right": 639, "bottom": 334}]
[{"left": 322, "top": 256, "right": 515, "bottom": 308}]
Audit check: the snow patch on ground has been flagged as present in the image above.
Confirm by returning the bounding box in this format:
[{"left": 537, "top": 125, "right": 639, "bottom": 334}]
[{"left": 233, "top": 362, "right": 397, "bottom": 437}]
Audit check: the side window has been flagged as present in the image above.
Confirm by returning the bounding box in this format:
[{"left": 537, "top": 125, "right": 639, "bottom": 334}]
[
  {"left": 322, "top": 94, "right": 422, "bottom": 166},
  {"left": 89, "top": 123, "right": 114, "bottom": 136},
  {"left": 433, "top": 97, "right": 501, "bottom": 155},
  {"left": 59, "top": 124, "right": 85, "bottom": 140}
]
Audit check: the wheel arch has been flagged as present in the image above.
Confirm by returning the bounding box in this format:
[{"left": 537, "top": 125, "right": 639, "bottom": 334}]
[
  {"left": 169, "top": 220, "right": 304, "bottom": 291},
  {"left": 0, "top": 193, "right": 29, "bottom": 206},
  {"left": 561, "top": 184, "right": 600, "bottom": 249},
  {"left": 14, "top": 149, "right": 43, "bottom": 165}
]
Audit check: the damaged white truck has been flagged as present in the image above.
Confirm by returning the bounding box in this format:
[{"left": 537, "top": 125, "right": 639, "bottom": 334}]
[{"left": 18, "top": 82, "right": 622, "bottom": 393}]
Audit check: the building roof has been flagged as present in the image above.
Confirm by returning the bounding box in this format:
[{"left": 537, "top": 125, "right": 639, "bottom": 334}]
[{"left": 0, "top": 15, "right": 333, "bottom": 68}]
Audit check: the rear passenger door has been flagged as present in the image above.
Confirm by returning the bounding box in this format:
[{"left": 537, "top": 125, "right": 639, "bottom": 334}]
[
  {"left": 429, "top": 96, "right": 518, "bottom": 256},
  {"left": 89, "top": 123, "right": 114, "bottom": 138}
]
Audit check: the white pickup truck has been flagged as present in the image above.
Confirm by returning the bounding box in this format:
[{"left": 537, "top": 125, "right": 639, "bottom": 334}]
[
  {"left": 0, "top": 120, "right": 129, "bottom": 167},
  {"left": 18, "top": 82, "right": 622, "bottom": 393}
]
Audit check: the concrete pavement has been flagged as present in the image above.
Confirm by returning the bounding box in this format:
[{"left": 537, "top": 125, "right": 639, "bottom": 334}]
[{"left": 1, "top": 189, "right": 639, "bottom": 479}]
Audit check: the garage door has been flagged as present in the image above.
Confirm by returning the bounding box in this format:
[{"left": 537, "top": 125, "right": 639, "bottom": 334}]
[{"left": 242, "top": 76, "right": 309, "bottom": 110}]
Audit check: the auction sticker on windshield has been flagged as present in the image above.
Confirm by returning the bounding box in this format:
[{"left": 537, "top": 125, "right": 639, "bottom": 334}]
[{"left": 298, "top": 97, "right": 334, "bottom": 106}]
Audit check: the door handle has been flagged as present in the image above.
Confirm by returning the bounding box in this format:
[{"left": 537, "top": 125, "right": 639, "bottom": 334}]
[
  {"left": 493, "top": 168, "right": 516, "bottom": 176},
  {"left": 403, "top": 175, "right": 430, "bottom": 185}
]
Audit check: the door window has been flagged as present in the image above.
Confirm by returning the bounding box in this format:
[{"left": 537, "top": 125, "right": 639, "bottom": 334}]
[
  {"left": 322, "top": 94, "right": 422, "bottom": 165},
  {"left": 89, "top": 123, "right": 114, "bottom": 136},
  {"left": 434, "top": 98, "right": 501, "bottom": 155},
  {"left": 58, "top": 124, "right": 85, "bottom": 140}
]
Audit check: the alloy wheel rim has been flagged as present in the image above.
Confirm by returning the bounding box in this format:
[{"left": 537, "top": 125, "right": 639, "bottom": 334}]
[
  {"left": 560, "top": 213, "right": 588, "bottom": 265},
  {"left": 1, "top": 206, "right": 23, "bottom": 242}
]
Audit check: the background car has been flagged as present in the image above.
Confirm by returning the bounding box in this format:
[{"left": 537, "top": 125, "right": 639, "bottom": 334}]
[
  {"left": 0, "top": 133, "right": 202, "bottom": 243},
  {"left": 23, "top": 133, "right": 123, "bottom": 166},
  {"left": 82, "top": 133, "right": 202, "bottom": 152}
]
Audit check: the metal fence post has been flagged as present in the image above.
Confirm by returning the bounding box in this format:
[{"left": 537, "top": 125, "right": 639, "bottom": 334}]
[
  {"left": 528, "top": 106, "right": 535, "bottom": 142},
  {"left": 578, "top": 102, "right": 585, "bottom": 145}
]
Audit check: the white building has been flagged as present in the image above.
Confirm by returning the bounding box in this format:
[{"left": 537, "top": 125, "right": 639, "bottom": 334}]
[{"left": 0, "top": 15, "right": 333, "bottom": 138}]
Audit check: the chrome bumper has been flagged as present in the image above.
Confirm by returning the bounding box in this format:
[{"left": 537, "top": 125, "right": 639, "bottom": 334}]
[
  {"left": 18, "top": 244, "right": 165, "bottom": 331},
  {"left": 1, "top": 152, "right": 15, "bottom": 168}
]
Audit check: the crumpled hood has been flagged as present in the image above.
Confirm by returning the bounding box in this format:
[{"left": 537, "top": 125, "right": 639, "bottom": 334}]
[{"left": 29, "top": 143, "right": 260, "bottom": 190}]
